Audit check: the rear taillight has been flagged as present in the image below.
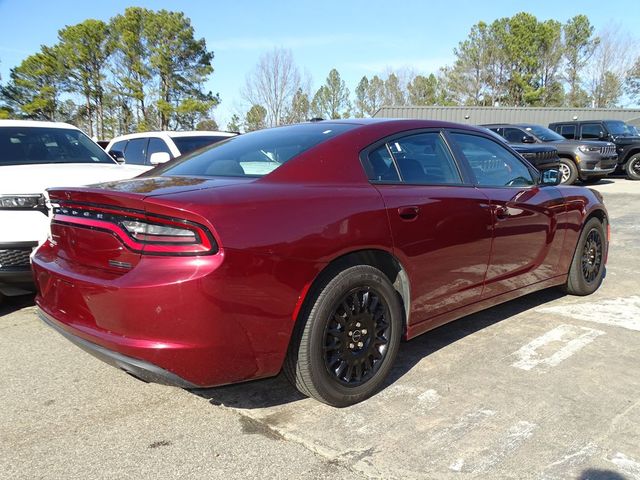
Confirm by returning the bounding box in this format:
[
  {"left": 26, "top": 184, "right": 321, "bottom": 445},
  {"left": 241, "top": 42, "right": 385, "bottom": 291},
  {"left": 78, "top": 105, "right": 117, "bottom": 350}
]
[{"left": 51, "top": 204, "right": 217, "bottom": 255}]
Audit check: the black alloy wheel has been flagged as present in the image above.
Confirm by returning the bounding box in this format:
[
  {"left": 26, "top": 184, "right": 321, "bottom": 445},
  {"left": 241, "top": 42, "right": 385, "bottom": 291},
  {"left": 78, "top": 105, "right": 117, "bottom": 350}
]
[
  {"left": 284, "top": 265, "right": 402, "bottom": 407},
  {"left": 626, "top": 154, "right": 640, "bottom": 180},
  {"left": 581, "top": 228, "right": 603, "bottom": 284},
  {"left": 563, "top": 217, "right": 607, "bottom": 296},
  {"left": 323, "top": 287, "right": 391, "bottom": 386}
]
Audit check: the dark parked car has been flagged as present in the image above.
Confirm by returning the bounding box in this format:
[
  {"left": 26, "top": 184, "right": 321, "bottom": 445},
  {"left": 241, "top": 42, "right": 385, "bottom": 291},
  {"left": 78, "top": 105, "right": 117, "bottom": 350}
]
[
  {"left": 481, "top": 127, "right": 560, "bottom": 171},
  {"left": 33, "top": 120, "right": 608, "bottom": 407},
  {"left": 549, "top": 120, "right": 640, "bottom": 180},
  {"left": 484, "top": 123, "right": 617, "bottom": 185}
]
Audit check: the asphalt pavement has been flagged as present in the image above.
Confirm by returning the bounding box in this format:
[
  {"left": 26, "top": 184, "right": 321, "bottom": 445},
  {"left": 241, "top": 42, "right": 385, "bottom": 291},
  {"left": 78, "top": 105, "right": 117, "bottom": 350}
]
[{"left": 1, "top": 178, "right": 639, "bottom": 479}]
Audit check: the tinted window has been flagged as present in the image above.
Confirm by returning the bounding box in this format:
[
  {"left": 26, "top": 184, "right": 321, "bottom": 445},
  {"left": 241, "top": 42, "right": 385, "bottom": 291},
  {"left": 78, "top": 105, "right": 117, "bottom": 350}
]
[
  {"left": 110, "top": 140, "right": 127, "bottom": 153},
  {"left": 154, "top": 123, "right": 356, "bottom": 178},
  {"left": 560, "top": 125, "right": 576, "bottom": 139},
  {"left": 0, "top": 127, "right": 116, "bottom": 166},
  {"left": 603, "top": 120, "right": 635, "bottom": 136},
  {"left": 147, "top": 138, "right": 172, "bottom": 164},
  {"left": 450, "top": 133, "right": 535, "bottom": 187},
  {"left": 386, "top": 132, "right": 461, "bottom": 184},
  {"left": 581, "top": 124, "right": 602, "bottom": 139},
  {"left": 124, "top": 138, "right": 148, "bottom": 165},
  {"left": 503, "top": 127, "right": 526, "bottom": 143},
  {"left": 172, "top": 136, "right": 231, "bottom": 155},
  {"left": 364, "top": 145, "right": 400, "bottom": 182},
  {"left": 520, "top": 125, "right": 565, "bottom": 142}
]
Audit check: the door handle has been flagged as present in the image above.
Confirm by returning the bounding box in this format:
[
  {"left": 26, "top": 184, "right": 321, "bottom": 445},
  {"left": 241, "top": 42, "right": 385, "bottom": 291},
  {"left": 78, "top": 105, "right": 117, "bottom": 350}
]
[{"left": 398, "top": 206, "right": 420, "bottom": 220}]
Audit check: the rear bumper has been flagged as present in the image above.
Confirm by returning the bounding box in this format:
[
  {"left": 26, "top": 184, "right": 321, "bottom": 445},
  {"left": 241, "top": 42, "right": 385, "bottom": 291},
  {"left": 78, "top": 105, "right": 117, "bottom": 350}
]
[
  {"left": 32, "top": 240, "right": 317, "bottom": 387},
  {"left": 39, "top": 309, "right": 197, "bottom": 388}
]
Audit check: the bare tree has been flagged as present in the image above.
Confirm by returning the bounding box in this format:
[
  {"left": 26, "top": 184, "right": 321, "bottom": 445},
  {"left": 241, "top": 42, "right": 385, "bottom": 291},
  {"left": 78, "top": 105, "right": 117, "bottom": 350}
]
[
  {"left": 241, "top": 48, "right": 301, "bottom": 127},
  {"left": 587, "top": 25, "right": 637, "bottom": 107}
]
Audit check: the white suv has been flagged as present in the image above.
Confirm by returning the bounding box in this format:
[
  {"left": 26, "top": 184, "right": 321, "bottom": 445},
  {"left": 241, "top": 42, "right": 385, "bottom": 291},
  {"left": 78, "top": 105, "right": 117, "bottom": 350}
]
[
  {"left": 0, "top": 120, "right": 142, "bottom": 297},
  {"left": 105, "top": 131, "right": 237, "bottom": 168}
]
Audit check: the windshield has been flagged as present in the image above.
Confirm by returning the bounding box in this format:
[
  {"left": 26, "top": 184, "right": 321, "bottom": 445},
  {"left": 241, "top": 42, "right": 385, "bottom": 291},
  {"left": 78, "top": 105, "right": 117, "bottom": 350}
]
[
  {"left": 0, "top": 126, "right": 116, "bottom": 166},
  {"left": 521, "top": 125, "right": 565, "bottom": 142},
  {"left": 154, "top": 123, "right": 357, "bottom": 178},
  {"left": 604, "top": 121, "right": 637, "bottom": 136},
  {"left": 172, "top": 136, "right": 232, "bottom": 155}
]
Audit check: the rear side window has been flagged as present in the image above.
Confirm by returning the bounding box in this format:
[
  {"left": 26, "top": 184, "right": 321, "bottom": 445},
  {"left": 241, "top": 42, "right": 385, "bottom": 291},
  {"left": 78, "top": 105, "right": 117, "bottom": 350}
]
[
  {"left": 124, "top": 138, "right": 148, "bottom": 165},
  {"left": 387, "top": 133, "right": 461, "bottom": 184},
  {"left": 450, "top": 133, "right": 535, "bottom": 187},
  {"left": 560, "top": 125, "right": 576, "bottom": 139},
  {"left": 365, "top": 145, "right": 400, "bottom": 182},
  {"left": 154, "top": 123, "right": 356, "bottom": 177},
  {"left": 581, "top": 124, "right": 602, "bottom": 139}
]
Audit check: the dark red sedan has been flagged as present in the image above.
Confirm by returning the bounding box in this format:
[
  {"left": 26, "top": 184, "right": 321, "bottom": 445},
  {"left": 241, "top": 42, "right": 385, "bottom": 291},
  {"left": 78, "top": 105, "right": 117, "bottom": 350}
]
[{"left": 33, "top": 119, "right": 608, "bottom": 407}]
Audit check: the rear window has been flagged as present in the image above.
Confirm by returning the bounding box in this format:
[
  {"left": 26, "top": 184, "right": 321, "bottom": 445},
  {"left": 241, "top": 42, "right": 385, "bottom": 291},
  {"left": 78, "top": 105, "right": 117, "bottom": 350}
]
[
  {"left": 154, "top": 123, "right": 356, "bottom": 177},
  {"left": 172, "top": 136, "right": 232, "bottom": 155},
  {"left": 0, "top": 127, "right": 116, "bottom": 165}
]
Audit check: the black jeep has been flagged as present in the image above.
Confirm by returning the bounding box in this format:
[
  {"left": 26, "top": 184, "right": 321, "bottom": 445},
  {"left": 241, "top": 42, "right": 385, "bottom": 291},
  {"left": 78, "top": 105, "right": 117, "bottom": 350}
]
[{"left": 549, "top": 120, "right": 640, "bottom": 180}]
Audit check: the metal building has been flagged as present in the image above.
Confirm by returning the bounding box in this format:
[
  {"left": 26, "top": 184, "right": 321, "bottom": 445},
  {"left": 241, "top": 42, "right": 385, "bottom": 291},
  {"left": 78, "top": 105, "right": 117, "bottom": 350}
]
[{"left": 374, "top": 106, "right": 640, "bottom": 127}]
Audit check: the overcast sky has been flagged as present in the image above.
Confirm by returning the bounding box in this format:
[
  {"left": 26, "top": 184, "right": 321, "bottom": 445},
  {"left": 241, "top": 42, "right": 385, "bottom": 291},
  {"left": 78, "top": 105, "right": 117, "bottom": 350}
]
[{"left": 0, "top": 0, "right": 638, "bottom": 126}]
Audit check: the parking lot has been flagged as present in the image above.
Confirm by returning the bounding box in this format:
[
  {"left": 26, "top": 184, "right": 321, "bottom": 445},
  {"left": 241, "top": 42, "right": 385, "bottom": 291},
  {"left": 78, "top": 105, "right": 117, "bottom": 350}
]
[{"left": 1, "top": 178, "right": 639, "bottom": 480}]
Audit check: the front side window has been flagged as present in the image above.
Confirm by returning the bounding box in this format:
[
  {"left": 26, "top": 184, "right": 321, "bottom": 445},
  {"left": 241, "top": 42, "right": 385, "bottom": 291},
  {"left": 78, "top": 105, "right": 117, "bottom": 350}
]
[
  {"left": 154, "top": 123, "right": 356, "bottom": 178},
  {"left": 502, "top": 127, "right": 527, "bottom": 143},
  {"left": 0, "top": 127, "right": 116, "bottom": 165},
  {"left": 124, "top": 138, "right": 148, "bottom": 165},
  {"left": 147, "top": 138, "right": 172, "bottom": 164},
  {"left": 450, "top": 133, "right": 535, "bottom": 187},
  {"left": 521, "top": 125, "right": 565, "bottom": 142},
  {"left": 581, "top": 124, "right": 602, "bottom": 139}
]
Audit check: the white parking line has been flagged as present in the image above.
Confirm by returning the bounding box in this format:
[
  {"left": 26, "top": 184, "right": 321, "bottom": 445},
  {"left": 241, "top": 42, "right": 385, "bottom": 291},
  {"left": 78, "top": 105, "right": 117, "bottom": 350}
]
[
  {"left": 537, "top": 296, "right": 640, "bottom": 332},
  {"left": 540, "top": 442, "right": 599, "bottom": 480},
  {"left": 511, "top": 324, "right": 604, "bottom": 371},
  {"left": 448, "top": 420, "right": 537, "bottom": 474},
  {"left": 609, "top": 452, "right": 640, "bottom": 479},
  {"left": 429, "top": 408, "right": 496, "bottom": 446}
]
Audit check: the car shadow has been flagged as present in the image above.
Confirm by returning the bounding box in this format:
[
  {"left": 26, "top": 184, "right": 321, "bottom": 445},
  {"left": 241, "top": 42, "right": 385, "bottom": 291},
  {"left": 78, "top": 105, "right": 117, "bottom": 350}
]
[
  {"left": 577, "top": 469, "right": 627, "bottom": 480},
  {"left": 192, "top": 287, "right": 565, "bottom": 409},
  {"left": 582, "top": 179, "right": 615, "bottom": 185},
  {"left": 0, "top": 293, "right": 36, "bottom": 317}
]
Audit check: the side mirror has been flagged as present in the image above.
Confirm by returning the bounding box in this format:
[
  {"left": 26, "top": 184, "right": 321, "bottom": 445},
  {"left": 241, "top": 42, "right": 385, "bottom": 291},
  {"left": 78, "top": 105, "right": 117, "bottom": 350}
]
[
  {"left": 521, "top": 135, "right": 535, "bottom": 144},
  {"left": 109, "top": 150, "right": 125, "bottom": 164},
  {"left": 149, "top": 151, "right": 171, "bottom": 165},
  {"left": 541, "top": 169, "right": 561, "bottom": 186}
]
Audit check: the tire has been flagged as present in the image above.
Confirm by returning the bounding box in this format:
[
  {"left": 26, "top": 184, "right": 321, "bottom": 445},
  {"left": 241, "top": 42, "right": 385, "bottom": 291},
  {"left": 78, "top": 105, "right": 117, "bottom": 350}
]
[
  {"left": 558, "top": 158, "right": 579, "bottom": 185},
  {"left": 284, "top": 265, "right": 402, "bottom": 407},
  {"left": 563, "top": 217, "right": 607, "bottom": 296},
  {"left": 625, "top": 154, "right": 640, "bottom": 180},
  {"left": 581, "top": 176, "right": 606, "bottom": 184}
]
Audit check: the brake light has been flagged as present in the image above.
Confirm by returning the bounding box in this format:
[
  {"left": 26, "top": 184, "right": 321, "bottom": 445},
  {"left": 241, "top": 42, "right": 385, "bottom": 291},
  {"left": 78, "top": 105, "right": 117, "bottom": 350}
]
[
  {"left": 51, "top": 204, "right": 217, "bottom": 255},
  {"left": 121, "top": 220, "right": 197, "bottom": 243}
]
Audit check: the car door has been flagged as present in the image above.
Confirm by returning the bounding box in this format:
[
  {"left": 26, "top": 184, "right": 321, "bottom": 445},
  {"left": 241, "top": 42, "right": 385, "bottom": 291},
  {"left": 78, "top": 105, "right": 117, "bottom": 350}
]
[
  {"left": 447, "top": 131, "right": 566, "bottom": 297},
  {"left": 362, "top": 130, "right": 493, "bottom": 325}
]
